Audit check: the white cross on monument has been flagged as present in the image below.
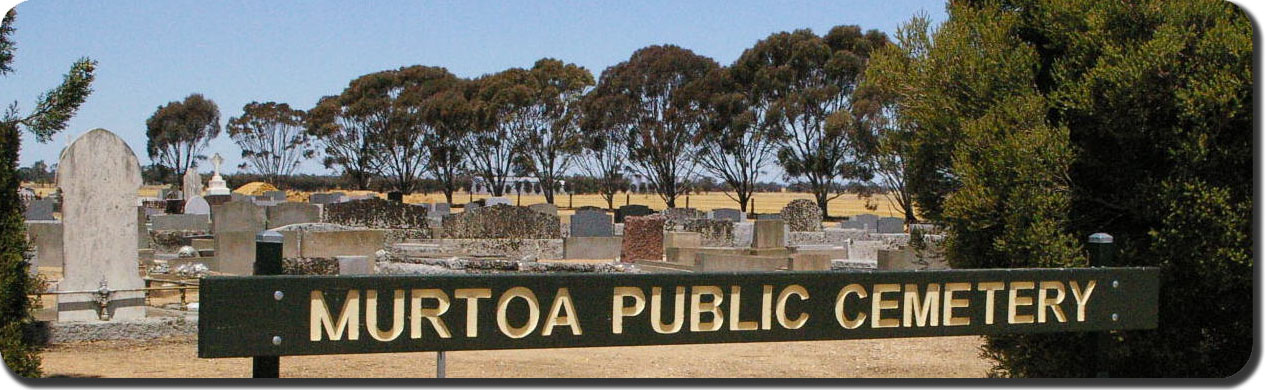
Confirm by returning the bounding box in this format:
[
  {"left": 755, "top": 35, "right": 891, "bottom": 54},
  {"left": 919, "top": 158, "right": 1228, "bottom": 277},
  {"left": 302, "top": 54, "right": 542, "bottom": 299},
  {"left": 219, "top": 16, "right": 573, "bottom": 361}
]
[{"left": 206, "top": 153, "right": 231, "bottom": 195}]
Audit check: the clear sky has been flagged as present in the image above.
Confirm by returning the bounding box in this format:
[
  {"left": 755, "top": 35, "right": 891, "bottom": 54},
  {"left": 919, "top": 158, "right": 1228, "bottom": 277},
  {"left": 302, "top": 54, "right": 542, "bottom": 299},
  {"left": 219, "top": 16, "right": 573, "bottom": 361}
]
[{"left": 2, "top": 0, "right": 946, "bottom": 176}]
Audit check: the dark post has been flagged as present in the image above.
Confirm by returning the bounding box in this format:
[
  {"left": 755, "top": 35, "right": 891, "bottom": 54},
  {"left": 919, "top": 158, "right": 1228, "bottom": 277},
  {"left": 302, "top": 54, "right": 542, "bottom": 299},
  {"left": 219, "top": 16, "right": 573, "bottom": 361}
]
[
  {"left": 1088, "top": 232, "right": 1114, "bottom": 378},
  {"left": 252, "top": 230, "right": 284, "bottom": 378}
]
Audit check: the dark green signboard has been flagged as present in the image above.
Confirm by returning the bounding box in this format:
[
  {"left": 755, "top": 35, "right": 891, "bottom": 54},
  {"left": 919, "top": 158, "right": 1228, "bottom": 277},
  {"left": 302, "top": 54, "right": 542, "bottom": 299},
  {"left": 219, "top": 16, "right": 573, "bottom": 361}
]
[{"left": 198, "top": 268, "right": 1158, "bottom": 358}]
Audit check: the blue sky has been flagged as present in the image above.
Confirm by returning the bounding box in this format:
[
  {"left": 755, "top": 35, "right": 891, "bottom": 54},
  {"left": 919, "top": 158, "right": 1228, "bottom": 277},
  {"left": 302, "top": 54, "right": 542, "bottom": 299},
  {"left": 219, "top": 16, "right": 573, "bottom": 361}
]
[{"left": 2, "top": 0, "right": 946, "bottom": 176}]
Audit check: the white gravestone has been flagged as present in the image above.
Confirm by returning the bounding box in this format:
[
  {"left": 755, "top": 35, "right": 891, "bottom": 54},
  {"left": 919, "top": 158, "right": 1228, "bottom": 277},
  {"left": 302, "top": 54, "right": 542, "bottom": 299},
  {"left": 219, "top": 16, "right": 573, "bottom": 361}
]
[
  {"left": 206, "top": 153, "right": 231, "bottom": 196},
  {"left": 182, "top": 165, "right": 204, "bottom": 197},
  {"left": 184, "top": 196, "right": 211, "bottom": 215},
  {"left": 57, "top": 129, "right": 145, "bottom": 322}
]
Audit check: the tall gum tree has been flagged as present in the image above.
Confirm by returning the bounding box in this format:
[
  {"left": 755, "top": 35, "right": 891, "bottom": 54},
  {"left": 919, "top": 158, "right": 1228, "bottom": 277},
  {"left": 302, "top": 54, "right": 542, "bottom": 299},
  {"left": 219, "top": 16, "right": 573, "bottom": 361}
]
[
  {"left": 419, "top": 79, "right": 474, "bottom": 204},
  {"left": 732, "top": 27, "right": 887, "bottom": 217},
  {"left": 588, "top": 45, "right": 717, "bottom": 208},
  {"left": 512, "top": 58, "right": 594, "bottom": 204},
  {"left": 576, "top": 93, "right": 633, "bottom": 210},
  {"left": 145, "top": 93, "right": 221, "bottom": 185},
  {"left": 225, "top": 101, "right": 315, "bottom": 186},
  {"left": 694, "top": 67, "right": 779, "bottom": 213}
]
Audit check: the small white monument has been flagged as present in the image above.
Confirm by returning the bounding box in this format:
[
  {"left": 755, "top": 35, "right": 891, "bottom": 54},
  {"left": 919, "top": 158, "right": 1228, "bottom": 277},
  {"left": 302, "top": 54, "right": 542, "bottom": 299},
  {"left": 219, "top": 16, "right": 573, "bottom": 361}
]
[{"left": 206, "top": 153, "right": 231, "bottom": 196}]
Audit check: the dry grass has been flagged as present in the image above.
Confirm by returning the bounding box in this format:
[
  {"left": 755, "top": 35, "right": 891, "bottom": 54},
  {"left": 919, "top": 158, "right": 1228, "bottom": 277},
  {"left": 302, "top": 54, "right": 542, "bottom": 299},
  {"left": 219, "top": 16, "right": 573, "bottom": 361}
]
[{"left": 41, "top": 335, "right": 991, "bottom": 378}]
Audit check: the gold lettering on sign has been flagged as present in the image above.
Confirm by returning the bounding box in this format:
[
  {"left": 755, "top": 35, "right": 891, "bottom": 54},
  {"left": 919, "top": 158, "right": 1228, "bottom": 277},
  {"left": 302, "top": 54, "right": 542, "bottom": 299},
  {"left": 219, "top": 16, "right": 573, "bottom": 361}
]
[
  {"left": 728, "top": 286, "right": 759, "bottom": 331},
  {"left": 871, "top": 284, "right": 900, "bottom": 328},
  {"left": 496, "top": 287, "right": 540, "bottom": 339},
  {"left": 310, "top": 290, "right": 360, "bottom": 341},
  {"left": 977, "top": 282, "right": 1005, "bottom": 325},
  {"left": 1008, "top": 281, "right": 1035, "bottom": 324},
  {"left": 365, "top": 289, "right": 405, "bottom": 342},
  {"left": 410, "top": 289, "right": 451, "bottom": 339},
  {"left": 776, "top": 284, "right": 809, "bottom": 329},
  {"left": 454, "top": 288, "right": 492, "bottom": 338},
  {"left": 761, "top": 285, "right": 774, "bottom": 330},
  {"left": 542, "top": 288, "right": 582, "bottom": 336},
  {"left": 690, "top": 286, "right": 724, "bottom": 332},
  {"left": 942, "top": 282, "right": 972, "bottom": 326},
  {"left": 835, "top": 283, "right": 867, "bottom": 329},
  {"left": 1070, "top": 280, "right": 1096, "bottom": 322},
  {"left": 1037, "top": 281, "right": 1068, "bottom": 323},
  {"left": 903, "top": 283, "right": 941, "bottom": 327},
  {"left": 612, "top": 287, "right": 645, "bottom": 334},
  {"left": 650, "top": 286, "right": 685, "bottom": 334}
]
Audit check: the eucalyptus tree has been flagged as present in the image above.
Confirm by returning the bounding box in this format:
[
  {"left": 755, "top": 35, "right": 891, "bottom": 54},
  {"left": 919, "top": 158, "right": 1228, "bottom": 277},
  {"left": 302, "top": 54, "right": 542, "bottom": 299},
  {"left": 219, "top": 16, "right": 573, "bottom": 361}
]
[
  {"left": 307, "top": 94, "right": 381, "bottom": 190},
  {"left": 588, "top": 45, "right": 718, "bottom": 208},
  {"left": 693, "top": 67, "right": 779, "bottom": 212},
  {"left": 145, "top": 93, "right": 221, "bottom": 185},
  {"left": 309, "top": 65, "right": 458, "bottom": 192},
  {"left": 464, "top": 68, "right": 536, "bottom": 197},
  {"left": 732, "top": 27, "right": 887, "bottom": 216},
  {"left": 418, "top": 79, "right": 475, "bottom": 204},
  {"left": 511, "top": 58, "right": 594, "bottom": 204},
  {"left": 225, "top": 101, "right": 315, "bottom": 186},
  {"left": 576, "top": 92, "right": 633, "bottom": 210}
]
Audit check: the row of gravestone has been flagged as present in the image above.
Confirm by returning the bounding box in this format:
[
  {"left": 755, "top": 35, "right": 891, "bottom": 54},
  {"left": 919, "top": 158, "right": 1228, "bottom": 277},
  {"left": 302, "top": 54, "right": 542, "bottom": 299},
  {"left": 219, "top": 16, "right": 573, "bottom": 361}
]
[{"left": 839, "top": 214, "right": 905, "bottom": 234}]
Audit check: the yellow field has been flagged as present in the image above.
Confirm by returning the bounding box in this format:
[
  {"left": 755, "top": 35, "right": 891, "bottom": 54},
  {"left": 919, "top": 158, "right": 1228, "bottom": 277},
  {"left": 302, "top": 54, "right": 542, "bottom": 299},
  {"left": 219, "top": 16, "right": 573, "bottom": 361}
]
[{"left": 33, "top": 184, "right": 906, "bottom": 218}]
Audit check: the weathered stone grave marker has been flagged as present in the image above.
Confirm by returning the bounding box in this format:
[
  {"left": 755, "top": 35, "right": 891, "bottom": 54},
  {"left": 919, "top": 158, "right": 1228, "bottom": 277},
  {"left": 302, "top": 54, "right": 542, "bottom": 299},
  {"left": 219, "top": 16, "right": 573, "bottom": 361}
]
[
  {"left": 184, "top": 196, "right": 211, "bottom": 215},
  {"left": 56, "top": 129, "right": 145, "bottom": 321}
]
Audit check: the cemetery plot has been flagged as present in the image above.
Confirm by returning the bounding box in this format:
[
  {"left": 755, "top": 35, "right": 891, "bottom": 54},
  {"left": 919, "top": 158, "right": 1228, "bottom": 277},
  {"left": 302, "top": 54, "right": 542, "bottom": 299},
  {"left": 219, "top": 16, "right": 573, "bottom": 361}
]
[{"left": 199, "top": 267, "right": 1157, "bottom": 358}]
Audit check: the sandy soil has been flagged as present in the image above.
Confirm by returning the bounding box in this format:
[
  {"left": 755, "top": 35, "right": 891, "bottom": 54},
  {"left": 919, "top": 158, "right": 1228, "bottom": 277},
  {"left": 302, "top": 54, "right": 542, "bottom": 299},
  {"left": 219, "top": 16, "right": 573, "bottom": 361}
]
[{"left": 40, "top": 335, "right": 991, "bottom": 378}]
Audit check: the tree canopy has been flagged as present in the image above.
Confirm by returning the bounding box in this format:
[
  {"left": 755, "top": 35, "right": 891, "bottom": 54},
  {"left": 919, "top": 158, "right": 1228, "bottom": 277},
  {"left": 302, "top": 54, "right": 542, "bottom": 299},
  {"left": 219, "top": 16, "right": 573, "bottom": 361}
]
[
  {"left": 867, "top": 0, "right": 1252, "bottom": 377},
  {"left": 226, "top": 101, "right": 315, "bottom": 186},
  {"left": 588, "top": 45, "right": 719, "bottom": 208},
  {"left": 145, "top": 93, "right": 221, "bottom": 184},
  {"left": 732, "top": 27, "right": 888, "bottom": 217}
]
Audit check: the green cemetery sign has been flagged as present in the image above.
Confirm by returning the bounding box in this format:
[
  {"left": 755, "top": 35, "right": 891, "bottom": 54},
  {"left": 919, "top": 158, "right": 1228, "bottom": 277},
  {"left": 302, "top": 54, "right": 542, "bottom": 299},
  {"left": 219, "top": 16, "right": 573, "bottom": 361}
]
[{"left": 198, "top": 268, "right": 1158, "bottom": 358}]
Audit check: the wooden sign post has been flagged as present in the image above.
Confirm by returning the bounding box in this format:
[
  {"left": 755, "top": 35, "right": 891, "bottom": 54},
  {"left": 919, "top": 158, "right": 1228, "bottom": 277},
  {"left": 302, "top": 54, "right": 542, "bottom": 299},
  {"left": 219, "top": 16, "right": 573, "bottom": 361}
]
[{"left": 199, "top": 267, "right": 1159, "bottom": 372}]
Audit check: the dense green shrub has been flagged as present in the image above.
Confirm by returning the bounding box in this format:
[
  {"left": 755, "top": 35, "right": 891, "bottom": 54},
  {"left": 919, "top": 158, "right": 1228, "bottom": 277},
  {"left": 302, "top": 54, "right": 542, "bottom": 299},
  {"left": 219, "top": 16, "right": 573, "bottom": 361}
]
[{"left": 867, "top": 0, "right": 1252, "bottom": 377}]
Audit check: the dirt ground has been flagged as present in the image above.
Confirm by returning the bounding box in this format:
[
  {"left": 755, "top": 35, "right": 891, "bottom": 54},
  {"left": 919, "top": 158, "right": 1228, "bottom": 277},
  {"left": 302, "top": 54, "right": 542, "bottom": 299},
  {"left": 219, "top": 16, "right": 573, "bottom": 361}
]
[{"left": 40, "top": 335, "right": 992, "bottom": 378}]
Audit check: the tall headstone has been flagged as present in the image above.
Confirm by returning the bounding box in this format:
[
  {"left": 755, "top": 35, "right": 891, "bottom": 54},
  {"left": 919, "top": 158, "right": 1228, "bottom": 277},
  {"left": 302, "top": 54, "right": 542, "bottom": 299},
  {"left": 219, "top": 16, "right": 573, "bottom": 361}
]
[
  {"left": 24, "top": 220, "right": 64, "bottom": 268},
  {"left": 779, "top": 199, "right": 822, "bottom": 232},
  {"left": 23, "top": 199, "right": 55, "bottom": 220},
  {"left": 876, "top": 217, "right": 905, "bottom": 234},
  {"left": 710, "top": 208, "right": 744, "bottom": 223},
  {"left": 57, "top": 129, "right": 144, "bottom": 322},
  {"left": 615, "top": 204, "right": 653, "bottom": 223},
  {"left": 570, "top": 210, "right": 614, "bottom": 237},
  {"left": 184, "top": 196, "right": 211, "bottom": 215},
  {"left": 205, "top": 153, "right": 231, "bottom": 196},
  {"left": 528, "top": 203, "right": 558, "bottom": 216},
  {"left": 182, "top": 166, "right": 203, "bottom": 197},
  {"left": 852, "top": 214, "right": 879, "bottom": 232},
  {"left": 212, "top": 200, "right": 266, "bottom": 275},
  {"left": 620, "top": 215, "right": 665, "bottom": 262},
  {"left": 753, "top": 219, "right": 787, "bottom": 249},
  {"left": 266, "top": 202, "right": 321, "bottom": 228}
]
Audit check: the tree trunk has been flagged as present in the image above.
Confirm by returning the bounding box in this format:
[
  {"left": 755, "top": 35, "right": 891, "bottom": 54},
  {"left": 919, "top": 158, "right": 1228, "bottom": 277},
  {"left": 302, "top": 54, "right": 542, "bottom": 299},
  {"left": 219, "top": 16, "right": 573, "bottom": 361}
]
[{"left": 814, "top": 191, "right": 830, "bottom": 219}]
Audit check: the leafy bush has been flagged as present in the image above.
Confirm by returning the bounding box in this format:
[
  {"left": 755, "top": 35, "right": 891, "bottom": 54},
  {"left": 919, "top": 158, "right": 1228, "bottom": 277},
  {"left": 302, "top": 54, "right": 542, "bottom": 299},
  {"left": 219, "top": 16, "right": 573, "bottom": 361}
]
[{"left": 867, "top": 0, "right": 1252, "bottom": 377}]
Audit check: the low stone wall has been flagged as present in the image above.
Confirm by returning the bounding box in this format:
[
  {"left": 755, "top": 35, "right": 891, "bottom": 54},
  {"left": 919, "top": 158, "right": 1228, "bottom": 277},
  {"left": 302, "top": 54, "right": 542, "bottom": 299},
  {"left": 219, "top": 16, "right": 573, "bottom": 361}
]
[
  {"left": 396, "top": 239, "right": 564, "bottom": 260},
  {"left": 33, "top": 316, "right": 196, "bottom": 344},
  {"left": 283, "top": 257, "right": 339, "bottom": 275},
  {"left": 381, "top": 257, "right": 632, "bottom": 274}
]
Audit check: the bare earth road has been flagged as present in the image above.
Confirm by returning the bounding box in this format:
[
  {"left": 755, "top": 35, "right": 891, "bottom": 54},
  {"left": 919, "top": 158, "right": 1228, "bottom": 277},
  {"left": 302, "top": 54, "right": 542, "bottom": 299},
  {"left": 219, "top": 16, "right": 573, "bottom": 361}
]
[{"left": 40, "top": 335, "right": 991, "bottom": 378}]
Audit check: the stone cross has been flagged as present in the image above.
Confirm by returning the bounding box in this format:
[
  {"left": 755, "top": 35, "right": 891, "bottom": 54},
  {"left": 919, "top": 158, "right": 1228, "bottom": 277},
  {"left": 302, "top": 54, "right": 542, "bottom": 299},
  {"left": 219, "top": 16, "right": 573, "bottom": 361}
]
[{"left": 210, "top": 153, "right": 224, "bottom": 176}]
